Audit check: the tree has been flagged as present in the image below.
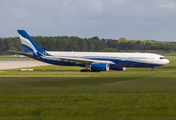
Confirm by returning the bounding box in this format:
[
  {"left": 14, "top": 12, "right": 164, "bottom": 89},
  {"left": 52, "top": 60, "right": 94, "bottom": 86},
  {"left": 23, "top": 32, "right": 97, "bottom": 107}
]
[
  {"left": 0, "top": 35, "right": 176, "bottom": 55},
  {"left": 79, "top": 39, "right": 87, "bottom": 51},
  {"left": 125, "top": 47, "right": 128, "bottom": 51},
  {"left": 119, "top": 37, "right": 127, "bottom": 42},
  {"left": 102, "top": 48, "right": 118, "bottom": 52}
]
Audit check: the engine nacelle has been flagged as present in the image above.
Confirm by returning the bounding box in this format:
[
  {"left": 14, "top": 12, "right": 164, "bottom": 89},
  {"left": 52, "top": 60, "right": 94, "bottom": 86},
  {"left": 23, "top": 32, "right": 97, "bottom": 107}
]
[
  {"left": 111, "top": 67, "right": 126, "bottom": 71},
  {"left": 91, "top": 63, "right": 109, "bottom": 71}
]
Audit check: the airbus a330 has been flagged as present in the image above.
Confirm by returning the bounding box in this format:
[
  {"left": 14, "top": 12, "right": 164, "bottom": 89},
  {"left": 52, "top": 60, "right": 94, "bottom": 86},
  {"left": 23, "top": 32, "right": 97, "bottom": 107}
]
[{"left": 9, "top": 30, "right": 169, "bottom": 73}]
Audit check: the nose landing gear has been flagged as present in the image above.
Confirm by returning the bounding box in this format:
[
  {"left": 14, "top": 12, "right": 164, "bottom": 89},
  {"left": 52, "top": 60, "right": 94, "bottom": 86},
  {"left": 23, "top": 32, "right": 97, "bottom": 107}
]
[{"left": 151, "top": 67, "right": 154, "bottom": 73}]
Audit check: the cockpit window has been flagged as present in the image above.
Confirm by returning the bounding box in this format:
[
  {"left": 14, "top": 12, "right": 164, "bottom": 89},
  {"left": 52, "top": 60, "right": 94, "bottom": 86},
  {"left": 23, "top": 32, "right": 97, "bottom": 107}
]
[{"left": 160, "top": 57, "right": 165, "bottom": 59}]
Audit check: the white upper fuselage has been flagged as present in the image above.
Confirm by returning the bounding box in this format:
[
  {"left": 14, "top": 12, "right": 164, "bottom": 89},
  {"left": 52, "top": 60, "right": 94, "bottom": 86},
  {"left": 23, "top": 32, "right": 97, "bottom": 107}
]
[{"left": 46, "top": 51, "right": 169, "bottom": 66}]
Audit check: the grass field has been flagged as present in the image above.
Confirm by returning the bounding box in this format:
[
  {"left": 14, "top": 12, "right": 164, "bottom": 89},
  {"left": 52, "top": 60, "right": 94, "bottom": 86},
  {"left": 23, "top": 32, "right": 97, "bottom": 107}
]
[{"left": 0, "top": 55, "right": 176, "bottom": 119}]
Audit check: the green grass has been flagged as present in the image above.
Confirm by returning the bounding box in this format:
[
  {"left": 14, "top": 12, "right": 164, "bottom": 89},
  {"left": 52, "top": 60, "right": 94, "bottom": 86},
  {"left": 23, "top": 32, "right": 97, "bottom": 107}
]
[{"left": 0, "top": 56, "right": 176, "bottom": 119}]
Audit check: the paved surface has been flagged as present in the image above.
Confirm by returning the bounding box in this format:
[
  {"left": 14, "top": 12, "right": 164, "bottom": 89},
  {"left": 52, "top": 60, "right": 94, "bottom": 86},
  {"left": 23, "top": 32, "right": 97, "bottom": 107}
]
[{"left": 0, "top": 61, "right": 50, "bottom": 70}]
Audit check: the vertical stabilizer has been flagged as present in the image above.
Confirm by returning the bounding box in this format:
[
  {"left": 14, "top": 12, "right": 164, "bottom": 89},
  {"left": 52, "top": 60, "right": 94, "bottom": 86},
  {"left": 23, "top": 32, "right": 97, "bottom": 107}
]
[{"left": 17, "top": 30, "right": 45, "bottom": 52}]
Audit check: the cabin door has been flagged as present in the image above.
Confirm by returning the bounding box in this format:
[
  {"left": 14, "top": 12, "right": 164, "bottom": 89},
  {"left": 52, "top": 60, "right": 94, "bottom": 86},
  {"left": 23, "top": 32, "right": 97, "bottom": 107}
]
[
  {"left": 151, "top": 55, "right": 155, "bottom": 62},
  {"left": 121, "top": 54, "right": 126, "bottom": 61}
]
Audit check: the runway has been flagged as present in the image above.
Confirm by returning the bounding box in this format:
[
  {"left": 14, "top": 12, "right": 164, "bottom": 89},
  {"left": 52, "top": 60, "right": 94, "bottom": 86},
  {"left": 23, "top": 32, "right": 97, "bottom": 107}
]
[{"left": 0, "top": 61, "right": 50, "bottom": 70}]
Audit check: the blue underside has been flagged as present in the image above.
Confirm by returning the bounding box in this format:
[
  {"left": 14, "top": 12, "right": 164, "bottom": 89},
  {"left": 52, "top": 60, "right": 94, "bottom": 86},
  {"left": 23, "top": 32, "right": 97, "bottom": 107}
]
[{"left": 31, "top": 55, "right": 162, "bottom": 69}]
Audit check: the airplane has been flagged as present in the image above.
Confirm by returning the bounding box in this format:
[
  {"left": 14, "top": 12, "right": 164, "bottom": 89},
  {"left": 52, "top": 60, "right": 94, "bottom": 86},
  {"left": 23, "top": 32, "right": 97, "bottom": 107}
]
[{"left": 9, "top": 30, "right": 169, "bottom": 73}]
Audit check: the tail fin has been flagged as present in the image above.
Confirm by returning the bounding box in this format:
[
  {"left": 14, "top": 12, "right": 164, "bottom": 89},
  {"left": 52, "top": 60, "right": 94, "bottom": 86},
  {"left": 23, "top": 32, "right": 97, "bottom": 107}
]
[{"left": 17, "top": 30, "right": 45, "bottom": 52}]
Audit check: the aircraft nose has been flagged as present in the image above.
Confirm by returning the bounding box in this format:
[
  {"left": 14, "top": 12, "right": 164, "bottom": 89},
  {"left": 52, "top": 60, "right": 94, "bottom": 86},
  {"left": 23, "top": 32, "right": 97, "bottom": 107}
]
[{"left": 165, "top": 59, "right": 170, "bottom": 64}]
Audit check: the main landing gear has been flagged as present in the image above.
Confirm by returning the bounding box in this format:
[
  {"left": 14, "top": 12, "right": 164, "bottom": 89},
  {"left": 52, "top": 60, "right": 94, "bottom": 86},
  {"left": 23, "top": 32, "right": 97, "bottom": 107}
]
[
  {"left": 151, "top": 67, "right": 154, "bottom": 73},
  {"left": 80, "top": 69, "right": 100, "bottom": 72},
  {"left": 80, "top": 64, "right": 100, "bottom": 72}
]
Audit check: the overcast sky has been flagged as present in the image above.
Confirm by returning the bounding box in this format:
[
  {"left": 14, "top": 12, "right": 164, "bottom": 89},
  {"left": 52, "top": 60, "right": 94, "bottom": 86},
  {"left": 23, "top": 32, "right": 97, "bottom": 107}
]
[{"left": 0, "top": 0, "right": 176, "bottom": 41}]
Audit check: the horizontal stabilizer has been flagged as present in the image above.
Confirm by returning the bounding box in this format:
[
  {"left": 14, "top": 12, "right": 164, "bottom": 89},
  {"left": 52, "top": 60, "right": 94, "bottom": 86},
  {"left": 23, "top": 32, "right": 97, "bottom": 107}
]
[{"left": 8, "top": 50, "right": 33, "bottom": 57}]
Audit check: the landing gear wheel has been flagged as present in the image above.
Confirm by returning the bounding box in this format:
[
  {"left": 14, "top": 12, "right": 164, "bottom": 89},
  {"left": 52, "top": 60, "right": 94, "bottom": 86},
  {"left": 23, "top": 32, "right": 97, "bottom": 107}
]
[
  {"left": 80, "top": 69, "right": 90, "bottom": 72},
  {"left": 91, "top": 70, "right": 100, "bottom": 72},
  {"left": 86, "top": 69, "right": 90, "bottom": 72},
  {"left": 81, "top": 69, "right": 86, "bottom": 72}
]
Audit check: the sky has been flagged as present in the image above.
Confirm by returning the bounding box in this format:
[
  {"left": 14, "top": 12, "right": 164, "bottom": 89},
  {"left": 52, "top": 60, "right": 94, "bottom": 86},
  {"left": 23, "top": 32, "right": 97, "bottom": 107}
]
[{"left": 0, "top": 0, "right": 176, "bottom": 41}]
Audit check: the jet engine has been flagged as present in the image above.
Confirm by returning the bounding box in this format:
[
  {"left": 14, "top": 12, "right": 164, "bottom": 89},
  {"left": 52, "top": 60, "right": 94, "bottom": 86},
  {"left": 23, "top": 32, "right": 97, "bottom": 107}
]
[{"left": 90, "top": 63, "right": 109, "bottom": 71}]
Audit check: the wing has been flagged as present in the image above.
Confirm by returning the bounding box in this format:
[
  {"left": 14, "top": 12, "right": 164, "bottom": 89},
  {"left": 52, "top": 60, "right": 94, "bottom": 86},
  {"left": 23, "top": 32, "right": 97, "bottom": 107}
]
[{"left": 44, "top": 56, "right": 115, "bottom": 64}]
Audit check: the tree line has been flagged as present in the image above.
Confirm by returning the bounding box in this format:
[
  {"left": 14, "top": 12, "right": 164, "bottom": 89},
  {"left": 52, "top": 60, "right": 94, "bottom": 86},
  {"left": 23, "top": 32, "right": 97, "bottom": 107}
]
[{"left": 0, "top": 36, "right": 176, "bottom": 55}]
